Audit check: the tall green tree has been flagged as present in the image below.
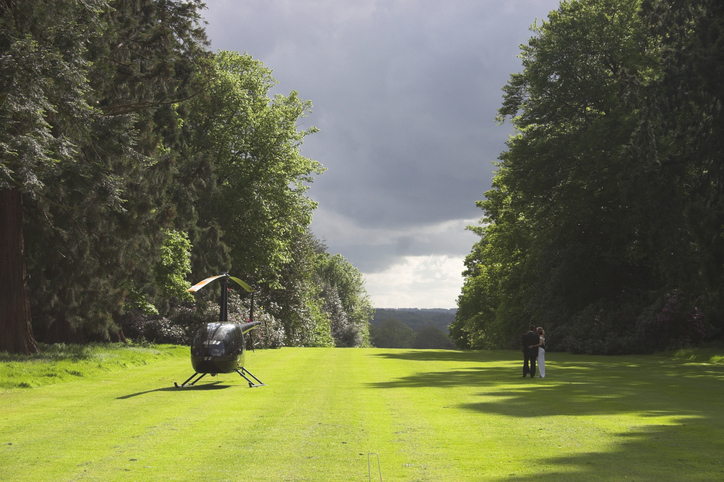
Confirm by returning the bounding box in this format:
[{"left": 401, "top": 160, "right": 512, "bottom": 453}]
[
  {"left": 186, "top": 51, "right": 323, "bottom": 288},
  {"left": 456, "top": 0, "right": 724, "bottom": 352},
  {"left": 184, "top": 51, "right": 329, "bottom": 345},
  {"left": 27, "top": 0, "right": 209, "bottom": 344},
  {"left": 451, "top": 175, "right": 533, "bottom": 349},
  {"left": 1, "top": 1, "right": 366, "bottom": 351},
  {"left": 639, "top": 0, "right": 724, "bottom": 334},
  {"left": 0, "top": 0, "right": 211, "bottom": 351},
  {"left": 261, "top": 228, "right": 333, "bottom": 347},
  {"left": 0, "top": 0, "right": 106, "bottom": 352},
  {"left": 454, "top": 0, "right": 668, "bottom": 351}
]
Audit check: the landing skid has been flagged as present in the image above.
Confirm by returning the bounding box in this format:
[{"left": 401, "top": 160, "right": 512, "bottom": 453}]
[
  {"left": 236, "top": 367, "right": 265, "bottom": 387},
  {"left": 174, "top": 372, "right": 208, "bottom": 388},
  {"left": 174, "top": 368, "right": 265, "bottom": 388}
]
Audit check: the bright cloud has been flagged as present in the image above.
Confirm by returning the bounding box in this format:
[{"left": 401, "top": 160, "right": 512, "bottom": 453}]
[{"left": 363, "top": 255, "right": 466, "bottom": 308}]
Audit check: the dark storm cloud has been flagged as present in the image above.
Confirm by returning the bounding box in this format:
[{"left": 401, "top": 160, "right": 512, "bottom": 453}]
[{"left": 202, "top": 0, "right": 561, "bottom": 305}]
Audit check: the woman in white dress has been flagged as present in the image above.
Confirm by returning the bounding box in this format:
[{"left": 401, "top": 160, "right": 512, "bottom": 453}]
[{"left": 528, "top": 327, "right": 546, "bottom": 378}]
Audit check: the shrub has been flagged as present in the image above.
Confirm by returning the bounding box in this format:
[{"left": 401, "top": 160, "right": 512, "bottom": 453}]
[{"left": 119, "top": 291, "right": 285, "bottom": 347}]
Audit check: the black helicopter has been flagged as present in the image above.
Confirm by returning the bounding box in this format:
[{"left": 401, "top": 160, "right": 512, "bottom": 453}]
[{"left": 175, "top": 273, "right": 265, "bottom": 388}]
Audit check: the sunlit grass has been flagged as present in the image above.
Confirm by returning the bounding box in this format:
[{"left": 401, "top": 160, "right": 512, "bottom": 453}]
[
  {"left": 666, "top": 343, "right": 724, "bottom": 365},
  {"left": 0, "top": 343, "right": 186, "bottom": 389},
  {"left": 1, "top": 345, "right": 723, "bottom": 480}
]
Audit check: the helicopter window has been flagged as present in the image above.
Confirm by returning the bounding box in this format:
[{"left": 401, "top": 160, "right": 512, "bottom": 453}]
[
  {"left": 192, "top": 323, "right": 242, "bottom": 358},
  {"left": 191, "top": 329, "right": 210, "bottom": 357}
]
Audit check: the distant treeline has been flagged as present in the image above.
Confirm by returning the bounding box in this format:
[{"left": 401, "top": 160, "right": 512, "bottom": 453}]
[
  {"left": 369, "top": 309, "right": 456, "bottom": 349},
  {"left": 372, "top": 308, "right": 456, "bottom": 333}
]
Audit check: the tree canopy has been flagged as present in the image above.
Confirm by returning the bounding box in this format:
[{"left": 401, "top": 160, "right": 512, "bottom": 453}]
[
  {"left": 0, "top": 0, "right": 370, "bottom": 353},
  {"left": 453, "top": 0, "right": 724, "bottom": 354}
]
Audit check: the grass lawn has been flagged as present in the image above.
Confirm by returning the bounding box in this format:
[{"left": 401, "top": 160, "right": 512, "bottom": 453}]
[{"left": 1, "top": 346, "right": 723, "bottom": 481}]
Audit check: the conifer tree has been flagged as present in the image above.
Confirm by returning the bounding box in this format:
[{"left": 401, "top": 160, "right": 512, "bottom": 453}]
[{"left": 0, "top": 0, "right": 210, "bottom": 350}]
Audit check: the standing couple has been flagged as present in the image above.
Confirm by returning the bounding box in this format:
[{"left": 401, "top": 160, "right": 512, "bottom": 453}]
[{"left": 522, "top": 325, "right": 546, "bottom": 378}]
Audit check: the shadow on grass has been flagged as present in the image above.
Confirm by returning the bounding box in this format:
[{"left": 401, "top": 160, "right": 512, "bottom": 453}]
[
  {"left": 493, "top": 421, "right": 723, "bottom": 481},
  {"left": 117, "top": 381, "right": 230, "bottom": 399},
  {"left": 368, "top": 350, "right": 724, "bottom": 481},
  {"left": 371, "top": 349, "right": 496, "bottom": 363}
]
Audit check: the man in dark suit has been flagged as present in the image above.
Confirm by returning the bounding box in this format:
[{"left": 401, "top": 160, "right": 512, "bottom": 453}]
[{"left": 522, "top": 325, "right": 539, "bottom": 378}]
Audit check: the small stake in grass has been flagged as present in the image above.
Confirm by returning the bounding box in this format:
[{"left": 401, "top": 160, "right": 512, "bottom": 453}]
[
  {"left": 175, "top": 273, "right": 265, "bottom": 388},
  {"left": 368, "top": 453, "right": 383, "bottom": 481}
]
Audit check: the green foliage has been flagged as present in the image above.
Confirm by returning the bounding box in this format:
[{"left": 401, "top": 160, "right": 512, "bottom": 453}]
[
  {"left": 222, "top": 291, "right": 287, "bottom": 349},
  {"left": 370, "top": 318, "right": 455, "bottom": 349},
  {"left": 315, "top": 251, "right": 373, "bottom": 347},
  {"left": 180, "top": 51, "right": 335, "bottom": 348},
  {"left": 120, "top": 290, "right": 286, "bottom": 348},
  {"left": 0, "top": 0, "right": 102, "bottom": 192},
  {"left": 123, "top": 288, "right": 160, "bottom": 316},
  {"left": 452, "top": 209, "right": 532, "bottom": 349},
  {"left": 0, "top": 1, "right": 374, "bottom": 351},
  {"left": 154, "top": 229, "right": 194, "bottom": 302},
  {"left": 186, "top": 50, "right": 323, "bottom": 288},
  {"left": 0, "top": 0, "right": 212, "bottom": 344},
  {"left": 455, "top": 0, "right": 724, "bottom": 353},
  {"left": 411, "top": 326, "right": 455, "bottom": 349},
  {"left": 120, "top": 306, "right": 197, "bottom": 345},
  {"left": 637, "top": 0, "right": 724, "bottom": 327},
  {"left": 666, "top": 341, "right": 724, "bottom": 364},
  {"left": 370, "top": 318, "right": 415, "bottom": 348}
]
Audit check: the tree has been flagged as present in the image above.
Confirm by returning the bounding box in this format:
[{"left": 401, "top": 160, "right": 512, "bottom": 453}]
[
  {"left": 455, "top": 0, "right": 670, "bottom": 352},
  {"left": 154, "top": 229, "right": 194, "bottom": 303},
  {"left": 183, "top": 51, "right": 333, "bottom": 346},
  {"left": 0, "top": 0, "right": 211, "bottom": 350},
  {"left": 0, "top": 190, "right": 36, "bottom": 354},
  {"left": 261, "top": 229, "right": 333, "bottom": 347},
  {"left": 0, "top": 0, "right": 106, "bottom": 352},
  {"left": 33, "top": 0, "right": 209, "bottom": 344},
  {"left": 457, "top": 0, "right": 724, "bottom": 352},
  {"left": 185, "top": 51, "right": 323, "bottom": 286},
  {"left": 370, "top": 318, "right": 414, "bottom": 348},
  {"left": 496, "top": 0, "right": 658, "bottom": 318},
  {"left": 638, "top": 0, "right": 724, "bottom": 335},
  {"left": 1, "top": 1, "right": 368, "bottom": 351},
  {"left": 315, "top": 251, "right": 374, "bottom": 347}
]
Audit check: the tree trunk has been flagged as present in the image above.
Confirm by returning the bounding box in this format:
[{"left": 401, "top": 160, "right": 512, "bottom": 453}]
[{"left": 0, "top": 188, "right": 39, "bottom": 354}]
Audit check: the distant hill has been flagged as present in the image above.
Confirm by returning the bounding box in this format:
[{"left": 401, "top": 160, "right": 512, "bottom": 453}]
[{"left": 371, "top": 308, "right": 456, "bottom": 333}]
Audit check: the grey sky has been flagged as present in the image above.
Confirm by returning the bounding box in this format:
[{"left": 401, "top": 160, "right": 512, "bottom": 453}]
[{"left": 202, "top": 0, "right": 560, "bottom": 308}]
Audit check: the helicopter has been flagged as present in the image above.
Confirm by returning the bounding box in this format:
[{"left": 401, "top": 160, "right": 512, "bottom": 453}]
[{"left": 174, "top": 273, "right": 265, "bottom": 388}]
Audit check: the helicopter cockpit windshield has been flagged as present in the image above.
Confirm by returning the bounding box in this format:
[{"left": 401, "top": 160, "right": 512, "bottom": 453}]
[{"left": 192, "top": 323, "right": 243, "bottom": 358}]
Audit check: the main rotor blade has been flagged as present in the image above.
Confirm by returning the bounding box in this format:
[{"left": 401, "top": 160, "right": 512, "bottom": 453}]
[
  {"left": 187, "top": 274, "right": 226, "bottom": 292},
  {"left": 229, "top": 276, "right": 253, "bottom": 292},
  {"left": 187, "top": 274, "right": 253, "bottom": 293}
]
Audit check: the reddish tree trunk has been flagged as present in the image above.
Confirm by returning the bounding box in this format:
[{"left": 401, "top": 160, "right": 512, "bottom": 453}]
[{"left": 0, "top": 189, "right": 38, "bottom": 354}]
